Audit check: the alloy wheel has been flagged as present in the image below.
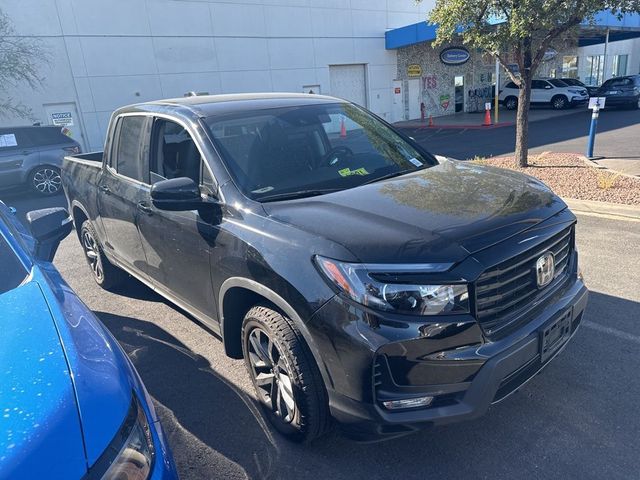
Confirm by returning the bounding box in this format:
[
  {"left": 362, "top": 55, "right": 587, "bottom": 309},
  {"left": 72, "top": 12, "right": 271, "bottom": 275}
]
[
  {"left": 552, "top": 97, "right": 566, "bottom": 109},
  {"left": 82, "top": 229, "right": 104, "bottom": 282},
  {"left": 32, "top": 168, "right": 62, "bottom": 195},
  {"left": 247, "top": 327, "right": 297, "bottom": 424}
]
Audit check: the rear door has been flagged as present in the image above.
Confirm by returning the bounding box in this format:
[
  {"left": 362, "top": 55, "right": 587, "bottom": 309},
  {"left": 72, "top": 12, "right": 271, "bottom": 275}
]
[
  {"left": 136, "top": 117, "right": 218, "bottom": 320},
  {"left": 98, "top": 115, "right": 150, "bottom": 271},
  {"left": 0, "top": 128, "right": 39, "bottom": 189}
]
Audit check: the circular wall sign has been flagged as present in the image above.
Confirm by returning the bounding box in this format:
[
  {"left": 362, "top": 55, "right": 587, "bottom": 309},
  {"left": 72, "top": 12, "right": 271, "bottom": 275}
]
[{"left": 440, "top": 47, "right": 470, "bottom": 66}]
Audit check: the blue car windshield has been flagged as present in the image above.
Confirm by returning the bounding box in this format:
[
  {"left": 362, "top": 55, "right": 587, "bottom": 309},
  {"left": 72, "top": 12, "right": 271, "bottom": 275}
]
[
  {"left": 0, "top": 230, "right": 29, "bottom": 295},
  {"left": 205, "top": 103, "right": 436, "bottom": 201}
]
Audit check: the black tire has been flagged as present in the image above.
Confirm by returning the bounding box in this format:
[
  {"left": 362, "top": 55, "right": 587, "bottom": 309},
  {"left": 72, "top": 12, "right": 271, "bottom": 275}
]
[
  {"left": 242, "top": 305, "right": 331, "bottom": 443},
  {"left": 504, "top": 96, "right": 518, "bottom": 110},
  {"left": 551, "top": 95, "right": 568, "bottom": 110},
  {"left": 30, "top": 165, "right": 62, "bottom": 196},
  {"left": 79, "top": 220, "right": 127, "bottom": 289}
]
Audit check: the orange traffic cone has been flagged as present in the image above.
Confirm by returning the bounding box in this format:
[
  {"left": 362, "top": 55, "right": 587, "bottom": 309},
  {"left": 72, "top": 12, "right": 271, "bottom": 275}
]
[
  {"left": 482, "top": 108, "right": 492, "bottom": 126},
  {"left": 428, "top": 114, "right": 434, "bottom": 127},
  {"left": 340, "top": 117, "right": 347, "bottom": 137}
]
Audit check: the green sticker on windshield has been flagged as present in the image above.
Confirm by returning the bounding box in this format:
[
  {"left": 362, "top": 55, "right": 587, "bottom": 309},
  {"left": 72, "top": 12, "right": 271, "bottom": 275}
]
[{"left": 338, "top": 167, "right": 369, "bottom": 177}]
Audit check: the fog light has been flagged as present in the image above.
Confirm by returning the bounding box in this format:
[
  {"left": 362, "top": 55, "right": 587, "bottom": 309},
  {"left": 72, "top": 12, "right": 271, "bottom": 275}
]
[{"left": 382, "top": 396, "right": 433, "bottom": 410}]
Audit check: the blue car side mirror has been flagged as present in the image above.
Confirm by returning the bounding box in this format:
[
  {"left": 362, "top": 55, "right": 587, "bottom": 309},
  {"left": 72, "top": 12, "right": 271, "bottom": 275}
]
[{"left": 26, "top": 207, "right": 73, "bottom": 262}]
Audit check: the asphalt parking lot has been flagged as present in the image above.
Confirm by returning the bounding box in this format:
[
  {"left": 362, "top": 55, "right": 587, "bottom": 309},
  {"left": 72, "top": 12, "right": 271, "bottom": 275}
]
[
  {"left": 4, "top": 190, "right": 639, "bottom": 480},
  {"left": 398, "top": 108, "right": 640, "bottom": 161}
]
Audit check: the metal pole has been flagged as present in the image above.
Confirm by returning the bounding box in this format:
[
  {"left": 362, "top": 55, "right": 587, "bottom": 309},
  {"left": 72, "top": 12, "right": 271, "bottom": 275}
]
[
  {"left": 494, "top": 58, "right": 500, "bottom": 123},
  {"left": 586, "top": 103, "right": 600, "bottom": 159},
  {"left": 602, "top": 28, "right": 609, "bottom": 82}
]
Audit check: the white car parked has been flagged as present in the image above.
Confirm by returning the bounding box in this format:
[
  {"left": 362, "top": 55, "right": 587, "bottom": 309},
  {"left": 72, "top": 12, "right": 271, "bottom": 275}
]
[{"left": 499, "top": 79, "right": 589, "bottom": 110}]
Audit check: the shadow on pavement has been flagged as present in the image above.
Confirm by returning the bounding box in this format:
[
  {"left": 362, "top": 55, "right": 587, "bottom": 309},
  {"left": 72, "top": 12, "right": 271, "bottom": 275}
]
[{"left": 96, "top": 289, "right": 639, "bottom": 480}]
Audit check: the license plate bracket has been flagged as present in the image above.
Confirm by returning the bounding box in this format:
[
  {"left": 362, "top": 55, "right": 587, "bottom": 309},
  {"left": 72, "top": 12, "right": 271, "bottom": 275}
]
[{"left": 540, "top": 309, "right": 572, "bottom": 363}]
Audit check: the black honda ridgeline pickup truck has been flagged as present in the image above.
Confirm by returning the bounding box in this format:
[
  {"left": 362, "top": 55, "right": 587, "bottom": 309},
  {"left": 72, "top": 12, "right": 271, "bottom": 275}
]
[{"left": 63, "top": 93, "right": 588, "bottom": 442}]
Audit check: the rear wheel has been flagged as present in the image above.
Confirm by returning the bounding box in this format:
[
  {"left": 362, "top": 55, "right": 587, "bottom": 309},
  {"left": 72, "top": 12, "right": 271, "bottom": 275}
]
[
  {"left": 30, "top": 166, "right": 62, "bottom": 196},
  {"left": 79, "top": 220, "right": 127, "bottom": 289},
  {"left": 242, "top": 305, "right": 331, "bottom": 442},
  {"left": 504, "top": 96, "right": 518, "bottom": 110},
  {"left": 551, "top": 95, "right": 568, "bottom": 110}
]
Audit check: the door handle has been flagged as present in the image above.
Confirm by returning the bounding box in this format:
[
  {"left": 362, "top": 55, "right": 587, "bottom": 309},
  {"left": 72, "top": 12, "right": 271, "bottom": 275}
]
[
  {"left": 99, "top": 184, "right": 111, "bottom": 194},
  {"left": 137, "top": 202, "right": 153, "bottom": 215}
]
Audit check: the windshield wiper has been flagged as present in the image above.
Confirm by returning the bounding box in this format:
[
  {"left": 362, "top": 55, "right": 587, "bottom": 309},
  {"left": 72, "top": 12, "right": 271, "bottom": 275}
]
[
  {"left": 258, "top": 188, "right": 344, "bottom": 202},
  {"left": 362, "top": 170, "right": 410, "bottom": 185}
]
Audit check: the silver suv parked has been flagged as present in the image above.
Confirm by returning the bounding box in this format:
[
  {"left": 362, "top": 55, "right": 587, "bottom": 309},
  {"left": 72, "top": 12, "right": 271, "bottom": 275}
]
[{"left": 0, "top": 126, "right": 81, "bottom": 196}]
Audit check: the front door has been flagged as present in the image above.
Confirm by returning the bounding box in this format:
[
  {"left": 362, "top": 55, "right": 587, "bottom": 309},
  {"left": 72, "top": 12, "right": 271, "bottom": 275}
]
[
  {"left": 98, "top": 115, "right": 149, "bottom": 271},
  {"left": 530, "top": 80, "right": 550, "bottom": 103},
  {"left": 136, "top": 117, "right": 218, "bottom": 320},
  {"left": 454, "top": 76, "right": 465, "bottom": 112}
]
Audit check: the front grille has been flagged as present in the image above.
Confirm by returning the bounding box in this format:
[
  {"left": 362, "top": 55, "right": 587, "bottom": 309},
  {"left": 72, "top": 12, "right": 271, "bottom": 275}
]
[{"left": 475, "top": 225, "right": 573, "bottom": 336}]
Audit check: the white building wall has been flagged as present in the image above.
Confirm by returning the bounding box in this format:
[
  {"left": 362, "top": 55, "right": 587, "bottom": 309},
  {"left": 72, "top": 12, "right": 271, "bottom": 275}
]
[
  {"left": 577, "top": 37, "right": 640, "bottom": 84},
  {"left": 0, "top": 0, "right": 431, "bottom": 151}
]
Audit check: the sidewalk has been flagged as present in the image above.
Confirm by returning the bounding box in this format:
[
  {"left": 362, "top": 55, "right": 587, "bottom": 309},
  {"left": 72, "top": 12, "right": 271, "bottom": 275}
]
[
  {"left": 394, "top": 107, "right": 582, "bottom": 130},
  {"left": 594, "top": 158, "right": 640, "bottom": 177},
  {"left": 563, "top": 198, "right": 640, "bottom": 221}
]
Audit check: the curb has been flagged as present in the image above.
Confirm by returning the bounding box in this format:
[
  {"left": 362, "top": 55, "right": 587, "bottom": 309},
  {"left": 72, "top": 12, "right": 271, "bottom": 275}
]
[
  {"left": 563, "top": 197, "right": 640, "bottom": 222},
  {"left": 395, "top": 121, "right": 514, "bottom": 130}
]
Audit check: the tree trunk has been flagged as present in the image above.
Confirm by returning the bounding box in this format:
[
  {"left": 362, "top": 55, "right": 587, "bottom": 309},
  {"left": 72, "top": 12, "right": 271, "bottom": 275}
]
[{"left": 515, "top": 72, "right": 532, "bottom": 168}]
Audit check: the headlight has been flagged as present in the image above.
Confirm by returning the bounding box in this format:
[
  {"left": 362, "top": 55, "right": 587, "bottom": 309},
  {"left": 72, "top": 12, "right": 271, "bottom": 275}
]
[
  {"left": 94, "top": 394, "right": 155, "bottom": 480},
  {"left": 315, "top": 256, "right": 469, "bottom": 315}
]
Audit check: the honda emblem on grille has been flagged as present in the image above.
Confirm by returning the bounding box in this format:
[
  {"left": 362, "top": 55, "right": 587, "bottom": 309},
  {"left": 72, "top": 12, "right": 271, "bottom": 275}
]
[{"left": 536, "top": 252, "right": 555, "bottom": 288}]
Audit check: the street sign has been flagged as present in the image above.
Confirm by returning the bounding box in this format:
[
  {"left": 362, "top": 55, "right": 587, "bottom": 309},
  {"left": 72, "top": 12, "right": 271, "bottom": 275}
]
[{"left": 588, "top": 97, "right": 606, "bottom": 109}]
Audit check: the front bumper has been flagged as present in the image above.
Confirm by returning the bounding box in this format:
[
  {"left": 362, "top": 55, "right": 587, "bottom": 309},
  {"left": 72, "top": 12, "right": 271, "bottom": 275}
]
[{"left": 310, "top": 274, "right": 588, "bottom": 441}]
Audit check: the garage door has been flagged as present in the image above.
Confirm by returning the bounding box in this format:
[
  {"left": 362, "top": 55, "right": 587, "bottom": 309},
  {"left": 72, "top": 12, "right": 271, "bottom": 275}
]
[{"left": 329, "top": 64, "right": 367, "bottom": 107}]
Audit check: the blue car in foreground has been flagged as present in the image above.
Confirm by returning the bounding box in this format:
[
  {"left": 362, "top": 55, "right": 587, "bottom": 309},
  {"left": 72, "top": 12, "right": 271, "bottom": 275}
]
[{"left": 0, "top": 201, "right": 177, "bottom": 479}]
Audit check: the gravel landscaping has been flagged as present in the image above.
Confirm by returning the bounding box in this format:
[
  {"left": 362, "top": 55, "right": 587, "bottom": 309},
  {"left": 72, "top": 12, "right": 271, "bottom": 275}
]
[{"left": 477, "top": 153, "right": 640, "bottom": 206}]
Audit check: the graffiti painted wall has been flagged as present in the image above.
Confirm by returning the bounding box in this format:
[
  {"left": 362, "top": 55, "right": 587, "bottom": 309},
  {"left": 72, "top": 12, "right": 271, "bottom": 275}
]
[{"left": 396, "top": 37, "right": 578, "bottom": 119}]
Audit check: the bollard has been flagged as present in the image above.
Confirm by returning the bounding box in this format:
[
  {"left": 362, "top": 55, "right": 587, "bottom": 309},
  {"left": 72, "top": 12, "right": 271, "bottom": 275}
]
[{"left": 586, "top": 99, "right": 603, "bottom": 160}]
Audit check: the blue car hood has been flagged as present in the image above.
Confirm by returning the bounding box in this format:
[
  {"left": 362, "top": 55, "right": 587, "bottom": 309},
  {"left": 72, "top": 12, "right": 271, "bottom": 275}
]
[{"left": 0, "top": 281, "right": 86, "bottom": 479}]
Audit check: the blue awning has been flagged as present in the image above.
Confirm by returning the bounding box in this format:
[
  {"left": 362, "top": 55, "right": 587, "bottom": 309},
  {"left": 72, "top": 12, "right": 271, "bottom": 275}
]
[{"left": 385, "top": 11, "right": 640, "bottom": 50}]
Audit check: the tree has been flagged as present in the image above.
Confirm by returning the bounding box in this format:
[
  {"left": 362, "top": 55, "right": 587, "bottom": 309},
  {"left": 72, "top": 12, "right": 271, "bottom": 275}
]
[
  {"left": 0, "top": 7, "right": 48, "bottom": 120},
  {"left": 426, "top": 1, "right": 640, "bottom": 167}
]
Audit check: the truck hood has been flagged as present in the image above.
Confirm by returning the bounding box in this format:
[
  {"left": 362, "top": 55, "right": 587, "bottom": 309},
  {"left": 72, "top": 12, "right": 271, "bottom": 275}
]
[
  {"left": 264, "top": 159, "right": 566, "bottom": 264},
  {"left": 0, "top": 281, "right": 87, "bottom": 479}
]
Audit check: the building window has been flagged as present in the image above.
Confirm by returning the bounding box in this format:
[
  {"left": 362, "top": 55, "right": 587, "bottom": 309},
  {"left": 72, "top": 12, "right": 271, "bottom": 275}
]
[
  {"left": 585, "top": 55, "right": 604, "bottom": 86},
  {"left": 562, "top": 56, "right": 578, "bottom": 78},
  {"left": 612, "top": 54, "right": 628, "bottom": 77}
]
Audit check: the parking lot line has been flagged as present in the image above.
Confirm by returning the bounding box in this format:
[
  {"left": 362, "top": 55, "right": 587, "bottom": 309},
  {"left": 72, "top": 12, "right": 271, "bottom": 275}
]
[{"left": 583, "top": 320, "right": 640, "bottom": 344}]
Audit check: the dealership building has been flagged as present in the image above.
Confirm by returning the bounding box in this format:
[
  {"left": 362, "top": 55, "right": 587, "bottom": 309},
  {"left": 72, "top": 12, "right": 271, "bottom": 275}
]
[
  {"left": 0, "top": 0, "right": 430, "bottom": 151},
  {"left": 386, "top": 12, "right": 640, "bottom": 120},
  {"left": 1, "top": 2, "right": 639, "bottom": 151}
]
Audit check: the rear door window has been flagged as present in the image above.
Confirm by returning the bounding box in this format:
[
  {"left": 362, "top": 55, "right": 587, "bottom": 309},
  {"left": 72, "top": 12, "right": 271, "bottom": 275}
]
[
  {"left": 29, "top": 127, "right": 74, "bottom": 147},
  {"left": 112, "top": 116, "right": 149, "bottom": 183}
]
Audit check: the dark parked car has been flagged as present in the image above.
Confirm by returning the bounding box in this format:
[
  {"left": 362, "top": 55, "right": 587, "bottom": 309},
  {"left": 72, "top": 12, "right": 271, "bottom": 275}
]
[
  {"left": 596, "top": 75, "right": 640, "bottom": 109},
  {"left": 0, "top": 126, "right": 81, "bottom": 196},
  {"left": 559, "top": 78, "right": 599, "bottom": 97},
  {"left": 62, "top": 93, "right": 588, "bottom": 442},
  {"left": 0, "top": 201, "right": 177, "bottom": 478}
]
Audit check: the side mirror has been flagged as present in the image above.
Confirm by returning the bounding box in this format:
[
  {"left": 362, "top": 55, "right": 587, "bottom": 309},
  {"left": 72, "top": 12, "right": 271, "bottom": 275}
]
[
  {"left": 151, "top": 177, "right": 204, "bottom": 211},
  {"left": 545, "top": 85, "right": 552, "bottom": 89},
  {"left": 26, "top": 207, "right": 73, "bottom": 262}
]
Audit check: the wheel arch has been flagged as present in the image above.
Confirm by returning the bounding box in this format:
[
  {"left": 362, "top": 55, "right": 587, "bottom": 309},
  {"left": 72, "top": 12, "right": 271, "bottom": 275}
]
[
  {"left": 70, "top": 201, "right": 90, "bottom": 239},
  {"left": 218, "top": 277, "right": 333, "bottom": 389}
]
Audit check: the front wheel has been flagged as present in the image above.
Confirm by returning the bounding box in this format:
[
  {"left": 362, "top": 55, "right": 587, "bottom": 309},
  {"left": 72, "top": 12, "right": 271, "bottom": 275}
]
[
  {"left": 79, "top": 220, "right": 127, "bottom": 289},
  {"left": 30, "top": 166, "right": 62, "bottom": 196},
  {"left": 551, "top": 95, "right": 568, "bottom": 110},
  {"left": 242, "top": 305, "right": 331, "bottom": 442}
]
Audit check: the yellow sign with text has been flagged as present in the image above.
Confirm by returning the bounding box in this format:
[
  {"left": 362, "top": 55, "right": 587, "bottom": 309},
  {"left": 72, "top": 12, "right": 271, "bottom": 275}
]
[{"left": 407, "top": 64, "right": 422, "bottom": 77}]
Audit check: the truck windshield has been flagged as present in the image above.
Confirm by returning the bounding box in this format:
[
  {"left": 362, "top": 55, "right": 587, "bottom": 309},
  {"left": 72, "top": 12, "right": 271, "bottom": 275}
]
[{"left": 204, "top": 103, "right": 436, "bottom": 201}]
